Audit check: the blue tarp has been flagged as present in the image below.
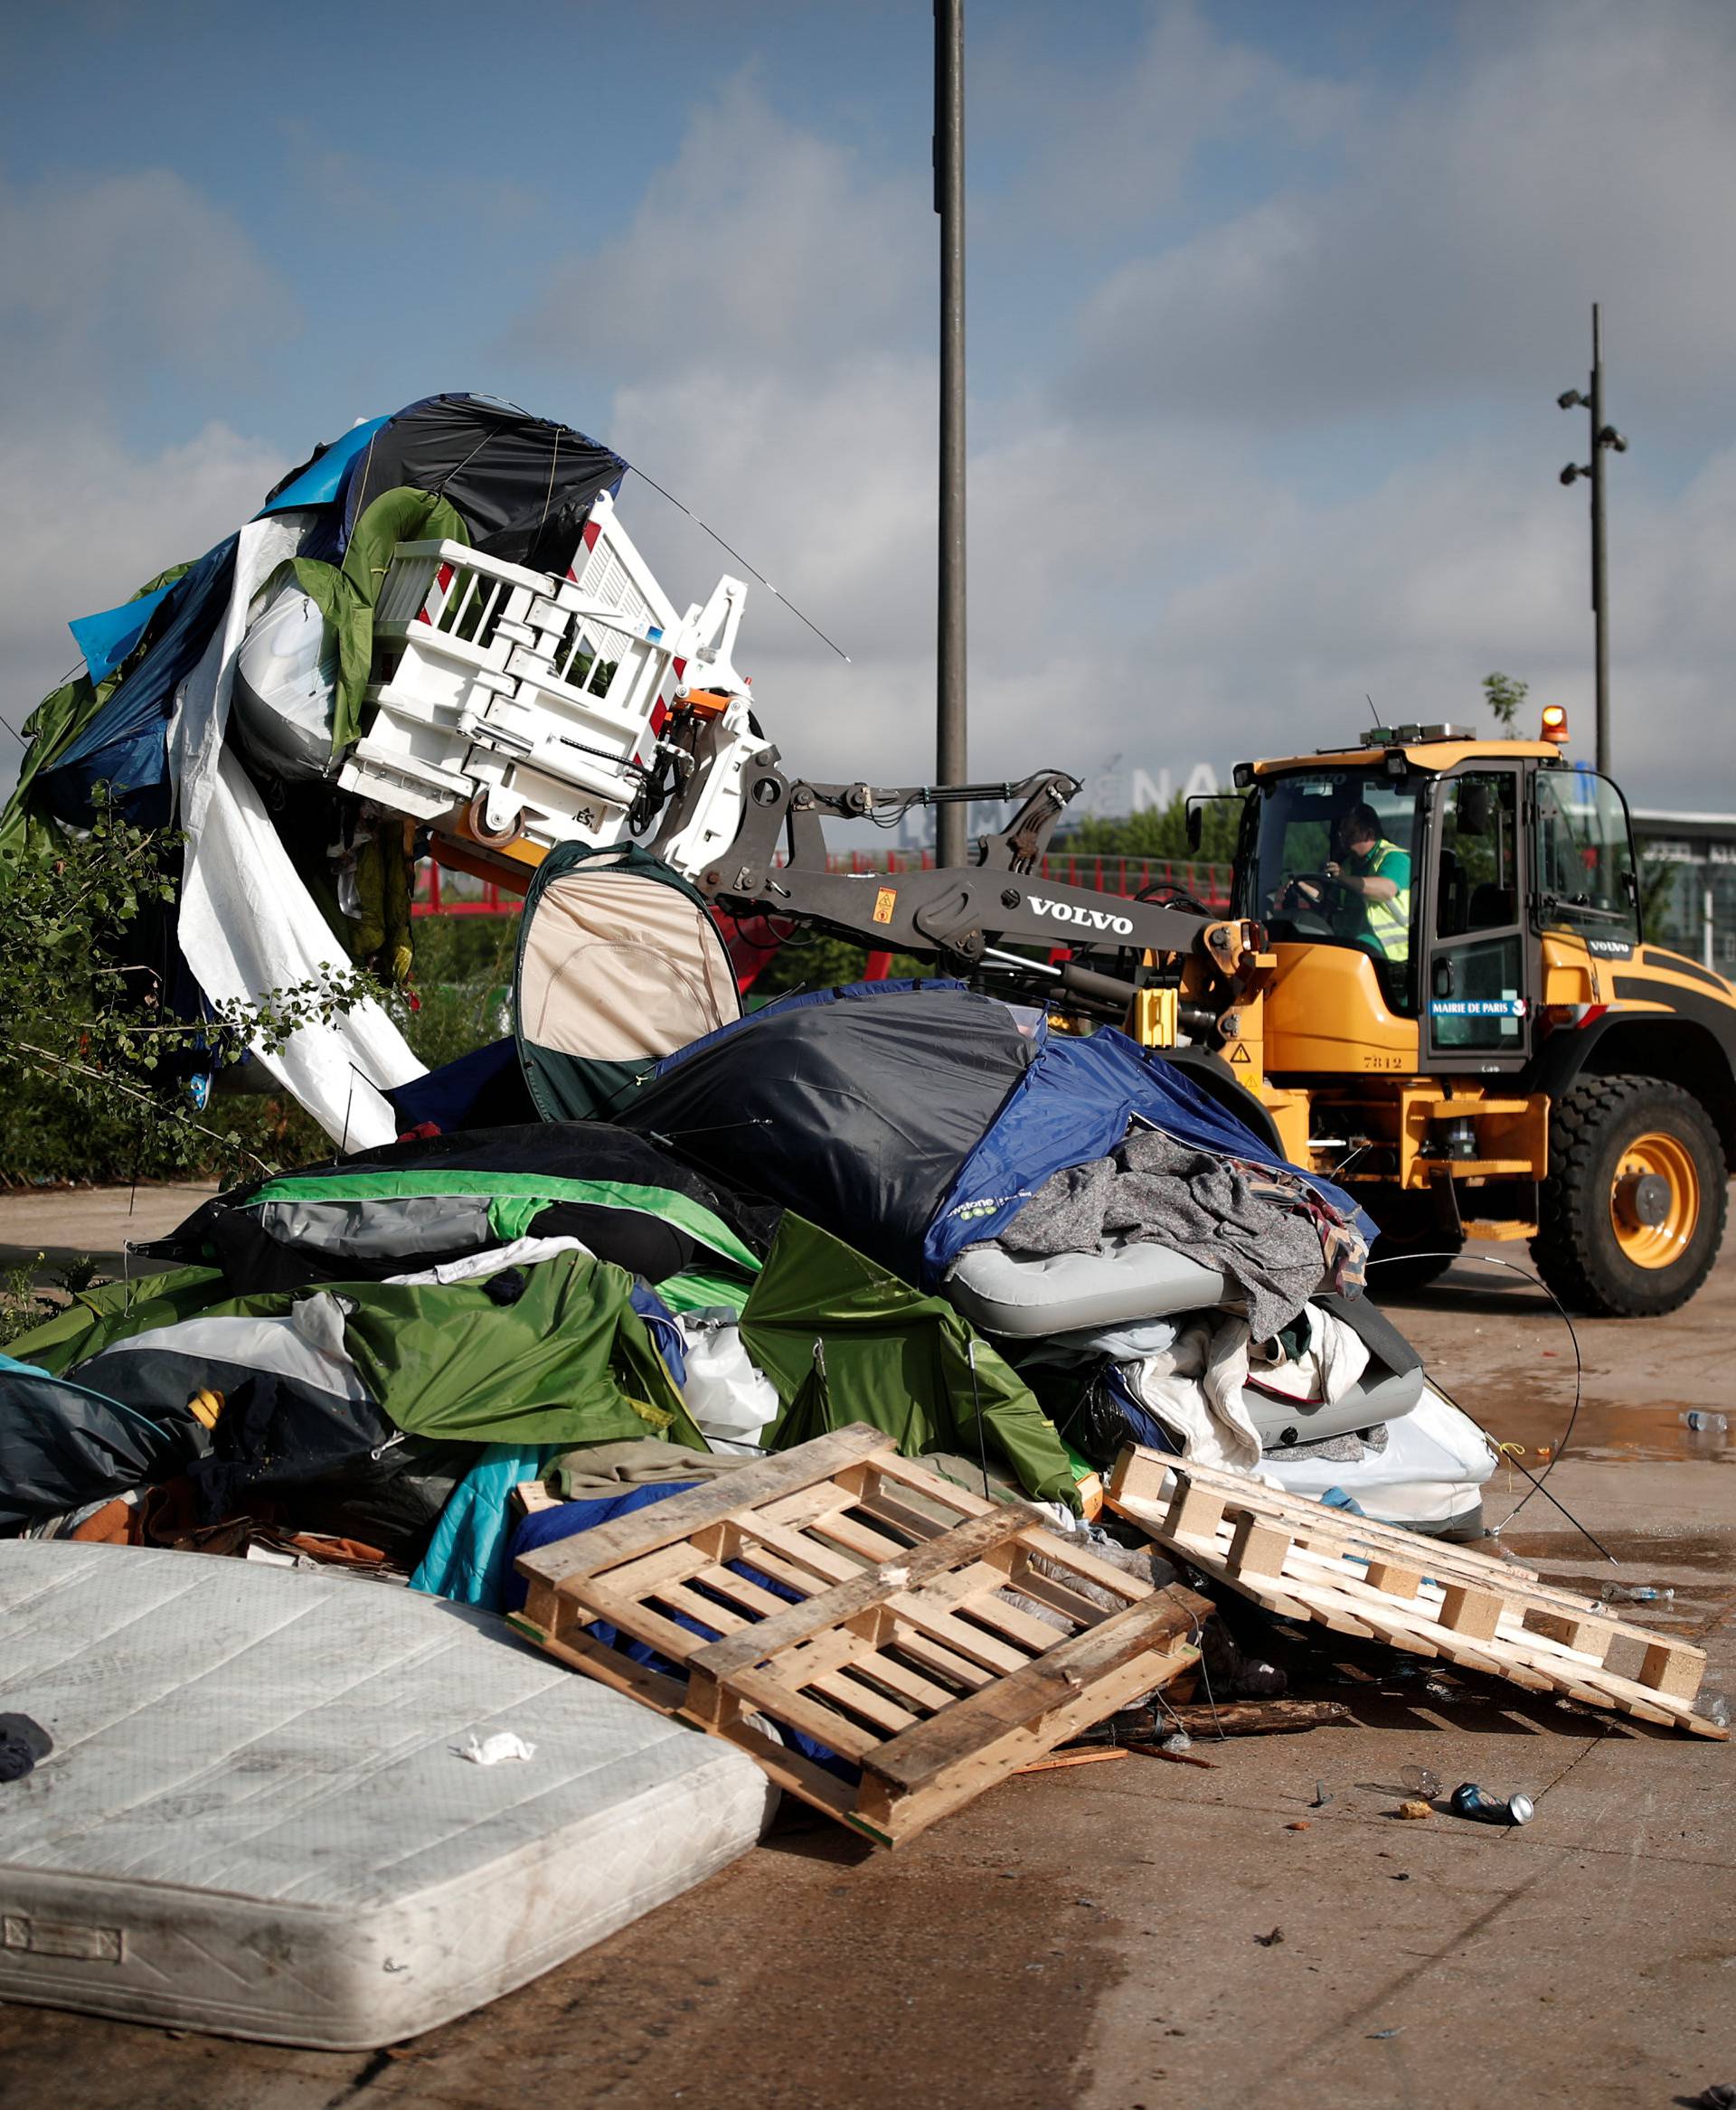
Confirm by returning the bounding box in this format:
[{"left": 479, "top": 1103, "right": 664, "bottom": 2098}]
[
  {"left": 40, "top": 535, "right": 238, "bottom": 827},
  {"left": 68, "top": 580, "right": 182, "bottom": 686},
  {"left": 256, "top": 417, "right": 391, "bottom": 517}
]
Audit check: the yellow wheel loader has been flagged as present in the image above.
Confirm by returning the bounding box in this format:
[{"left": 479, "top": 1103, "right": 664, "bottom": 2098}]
[{"left": 1194, "top": 717, "right": 1735, "bottom": 1317}]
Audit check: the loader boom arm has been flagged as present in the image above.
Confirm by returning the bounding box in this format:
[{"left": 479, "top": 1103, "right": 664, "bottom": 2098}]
[{"left": 646, "top": 723, "right": 1255, "bottom": 1023}]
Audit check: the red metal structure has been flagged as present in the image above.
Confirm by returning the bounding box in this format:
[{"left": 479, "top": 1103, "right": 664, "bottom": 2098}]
[{"left": 411, "top": 850, "right": 1232, "bottom": 918}]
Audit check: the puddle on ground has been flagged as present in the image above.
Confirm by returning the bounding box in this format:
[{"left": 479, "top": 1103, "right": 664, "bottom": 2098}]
[{"left": 1444, "top": 1382, "right": 1733, "bottom": 1467}]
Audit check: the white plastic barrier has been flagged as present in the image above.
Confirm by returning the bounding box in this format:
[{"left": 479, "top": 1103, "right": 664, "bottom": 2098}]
[{"left": 338, "top": 490, "right": 751, "bottom": 857}]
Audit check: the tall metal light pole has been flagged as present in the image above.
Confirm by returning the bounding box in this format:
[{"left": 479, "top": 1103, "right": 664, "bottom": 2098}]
[
  {"left": 1559, "top": 304, "right": 1628, "bottom": 775},
  {"left": 935, "top": 0, "right": 967, "bottom": 867}
]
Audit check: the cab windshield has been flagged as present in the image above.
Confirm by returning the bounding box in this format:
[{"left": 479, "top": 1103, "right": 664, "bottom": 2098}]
[
  {"left": 1533, "top": 768, "right": 1640, "bottom": 944},
  {"left": 1237, "top": 766, "right": 1424, "bottom": 1013}
]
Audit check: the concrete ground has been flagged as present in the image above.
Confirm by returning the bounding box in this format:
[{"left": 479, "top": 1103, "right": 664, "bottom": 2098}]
[{"left": 1, "top": 1195, "right": 1731, "bottom": 2110}]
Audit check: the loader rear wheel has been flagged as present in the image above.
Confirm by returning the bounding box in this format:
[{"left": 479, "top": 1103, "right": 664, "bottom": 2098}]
[{"left": 1531, "top": 1075, "right": 1726, "bottom": 1317}]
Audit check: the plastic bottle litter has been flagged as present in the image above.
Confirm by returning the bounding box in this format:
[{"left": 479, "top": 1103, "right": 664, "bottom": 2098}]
[
  {"left": 1599, "top": 1582, "right": 1674, "bottom": 1605},
  {"left": 1450, "top": 1781, "right": 1533, "bottom": 1826},
  {"left": 1680, "top": 1410, "right": 1728, "bottom": 1434},
  {"left": 1400, "top": 1763, "right": 1443, "bottom": 1798},
  {"left": 1159, "top": 1729, "right": 1194, "bottom": 1754}
]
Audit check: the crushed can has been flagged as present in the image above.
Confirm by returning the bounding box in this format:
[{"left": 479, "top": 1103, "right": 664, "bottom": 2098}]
[{"left": 1450, "top": 1781, "right": 1533, "bottom": 1826}]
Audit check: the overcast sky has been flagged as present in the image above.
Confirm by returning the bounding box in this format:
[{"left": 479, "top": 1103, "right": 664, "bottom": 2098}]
[{"left": 5, "top": 0, "right": 1734, "bottom": 813}]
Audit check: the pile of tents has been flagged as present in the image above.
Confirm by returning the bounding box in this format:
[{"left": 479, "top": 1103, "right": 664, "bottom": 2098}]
[{"left": 4, "top": 972, "right": 1495, "bottom": 1587}]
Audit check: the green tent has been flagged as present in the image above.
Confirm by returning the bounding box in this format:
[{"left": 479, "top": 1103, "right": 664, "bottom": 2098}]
[
  {"left": 514, "top": 841, "right": 742, "bottom": 1124},
  {"left": 739, "top": 1216, "right": 1080, "bottom": 1509},
  {"left": 10, "top": 1250, "right": 705, "bottom": 1454}
]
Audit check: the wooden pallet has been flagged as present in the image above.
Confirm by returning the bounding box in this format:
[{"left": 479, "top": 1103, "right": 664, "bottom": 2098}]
[
  {"left": 512, "top": 1424, "right": 1211, "bottom": 1843},
  {"left": 1107, "top": 1447, "right": 1727, "bottom": 1738}
]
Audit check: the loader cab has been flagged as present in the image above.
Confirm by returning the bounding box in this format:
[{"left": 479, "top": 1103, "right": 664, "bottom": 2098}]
[{"left": 1236, "top": 731, "right": 1642, "bottom": 1079}]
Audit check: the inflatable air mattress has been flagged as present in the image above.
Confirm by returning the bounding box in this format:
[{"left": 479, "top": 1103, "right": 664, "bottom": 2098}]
[
  {"left": 946, "top": 1239, "right": 1236, "bottom": 1335},
  {"left": 1260, "top": 1384, "right": 1497, "bottom": 1537}
]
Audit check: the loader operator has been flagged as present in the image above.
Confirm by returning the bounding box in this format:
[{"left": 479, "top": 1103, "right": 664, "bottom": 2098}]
[{"left": 1290, "top": 803, "right": 1411, "bottom": 966}]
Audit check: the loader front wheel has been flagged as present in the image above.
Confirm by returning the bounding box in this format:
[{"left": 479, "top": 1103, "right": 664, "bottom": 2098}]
[{"left": 1531, "top": 1075, "right": 1726, "bottom": 1317}]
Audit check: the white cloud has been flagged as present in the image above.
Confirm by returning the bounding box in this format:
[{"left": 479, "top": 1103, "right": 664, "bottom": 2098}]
[
  {"left": 1068, "top": 0, "right": 1736, "bottom": 429},
  {"left": 0, "top": 166, "right": 299, "bottom": 400},
  {"left": 0, "top": 168, "right": 294, "bottom": 731}
]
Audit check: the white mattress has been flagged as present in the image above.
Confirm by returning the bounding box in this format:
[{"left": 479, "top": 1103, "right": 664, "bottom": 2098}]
[{"left": 0, "top": 1541, "right": 776, "bottom": 2049}]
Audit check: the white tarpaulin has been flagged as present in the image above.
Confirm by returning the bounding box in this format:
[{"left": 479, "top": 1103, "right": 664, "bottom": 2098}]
[{"left": 166, "top": 515, "right": 425, "bottom": 1150}]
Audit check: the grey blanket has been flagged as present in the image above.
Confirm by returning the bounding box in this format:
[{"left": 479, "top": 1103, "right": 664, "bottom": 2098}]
[{"left": 996, "top": 1129, "right": 1328, "bottom": 1340}]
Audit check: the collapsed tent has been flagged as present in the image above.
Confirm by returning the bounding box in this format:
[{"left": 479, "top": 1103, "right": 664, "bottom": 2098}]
[
  {"left": 1, "top": 1246, "right": 703, "bottom": 1538},
  {"left": 137, "top": 1121, "right": 778, "bottom": 1309},
  {"left": 2, "top": 395, "right": 632, "bottom": 1147},
  {"left": 611, "top": 980, "right": 1374, "bottom": 1290}
]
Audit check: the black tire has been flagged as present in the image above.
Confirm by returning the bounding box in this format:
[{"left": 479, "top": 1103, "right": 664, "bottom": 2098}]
[
  {"left": 1366, "top": 1236, "right": 1463, "bottom": 1299},
  {"left": 1532, "top": 1075, "right": 1728, "bottom": 1317}
]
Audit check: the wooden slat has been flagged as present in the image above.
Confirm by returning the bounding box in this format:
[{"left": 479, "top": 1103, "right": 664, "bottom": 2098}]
[
  {"left": 1109, "top": 1445, "right": 1724, "bottom": 1738},
  {"left": 741, "top": 1518, "right": 865, "bottom": 1587},
  {"left": 693, "top": 1506, "right": 1037, "bottom": 1681},
  {"left": 689, "top": 1564, "right": 793, "bottom": 1621},
  {"left": 802, "top": 1507, "right": 918, "bottom": 1564},
  {"left": 879, "top": 1627, "right": 997, "bottom": 1692},
  {"left": 869, "top": 1591, "right": 1203, "bottom": 1794},
  {"left": 700, "top": 1662, "right": 887, "bottom": 1762},
  {"left": 515, "top": 1424, "right": 893, "bottom": 1587},
  {"left": 882, "top": 1595, "right": 1036, "bottom": 1677}
]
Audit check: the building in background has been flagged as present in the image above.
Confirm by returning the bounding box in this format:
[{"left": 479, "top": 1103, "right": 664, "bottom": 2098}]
[{"left": 1632, "top": 810, "right": 1736, "bottom": 970}]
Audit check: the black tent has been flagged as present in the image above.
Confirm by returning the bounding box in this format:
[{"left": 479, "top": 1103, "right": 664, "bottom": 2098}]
[
  {"left": 617, "top": 984, "right": 1037, "bottom": 1285},
  {"left": 341, "top": 396, "right": 626, "bottom": 573}
]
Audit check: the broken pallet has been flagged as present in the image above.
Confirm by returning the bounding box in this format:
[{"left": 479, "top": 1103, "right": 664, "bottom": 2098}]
[
  {"left": 512, "top": 1424, "right": 1210, "bottom": 1843},
  {"left": 1107, "top": 1447, "right": 1726, "bottom": 1738}
]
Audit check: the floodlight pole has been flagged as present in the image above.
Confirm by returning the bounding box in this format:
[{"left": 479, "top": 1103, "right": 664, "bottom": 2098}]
[
  {"left": 1590, "top": 306, "right": 1610, "bottom": 774},
  {"left": 935, "top": 0, "right": 967, "bottom": 867},
  {"left": 1559, "top": 304, "right": 1626, "bottom": 775}
]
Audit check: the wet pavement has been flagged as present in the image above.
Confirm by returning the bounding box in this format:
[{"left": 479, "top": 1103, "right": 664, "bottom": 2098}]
[{"left": 1376, "top": 1236, "right": 1736, "bottom": 1472}]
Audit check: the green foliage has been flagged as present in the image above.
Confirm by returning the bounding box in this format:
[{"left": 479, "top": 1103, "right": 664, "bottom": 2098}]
[
  {"left": 1056, "top": 788, "right": 1244, "bottom": 867},
  {"left": 0, "top": 791, "right": 380, "bottom": 1186},
  {"left": 750, "top": 930, "right": 927, "bottom": 1003},
  {"left": 397, "top": 909, "right": 524, "bottom": 1070},
  {"left": 1482, "top": 671, "right": 1529, "bottom": 733},
  {"left": 0, "top": 1254, "right": 50, "bottom": 1347}
]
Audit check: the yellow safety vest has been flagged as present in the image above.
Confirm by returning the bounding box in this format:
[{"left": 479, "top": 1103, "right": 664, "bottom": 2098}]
[{"left": 1356, "top": 843, "right": 1410, "bottom": 962}]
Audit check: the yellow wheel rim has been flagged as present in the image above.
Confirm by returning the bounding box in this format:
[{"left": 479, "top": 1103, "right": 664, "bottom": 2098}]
[{"left": 1609, "top": 1130, "right": 1700, "bottom": 1268}]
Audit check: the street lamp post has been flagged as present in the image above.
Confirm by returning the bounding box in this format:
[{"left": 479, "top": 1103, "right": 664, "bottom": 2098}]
[
  {"left": 935, "top": 0, "right": 967, "bottom": 868},
  {"left": 1558, "top": 303, "right": 1628, "bottom": 776}
]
